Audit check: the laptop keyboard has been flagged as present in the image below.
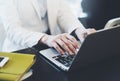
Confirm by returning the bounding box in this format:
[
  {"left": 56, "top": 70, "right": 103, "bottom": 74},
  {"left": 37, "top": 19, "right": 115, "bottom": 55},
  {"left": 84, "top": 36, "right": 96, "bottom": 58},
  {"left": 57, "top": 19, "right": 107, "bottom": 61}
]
[{"left": 52, "top": 54, "right": 75, "bottom": 67}]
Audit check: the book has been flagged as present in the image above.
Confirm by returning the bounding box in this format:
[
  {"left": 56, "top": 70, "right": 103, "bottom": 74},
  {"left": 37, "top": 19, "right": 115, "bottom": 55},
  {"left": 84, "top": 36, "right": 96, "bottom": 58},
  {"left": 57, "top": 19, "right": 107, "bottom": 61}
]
[
  {"left": 20, "top": 69, "right": 33, "bottom": 81},
  {"left": 0, "top": 52, "right": 35, "bottom": 81}
]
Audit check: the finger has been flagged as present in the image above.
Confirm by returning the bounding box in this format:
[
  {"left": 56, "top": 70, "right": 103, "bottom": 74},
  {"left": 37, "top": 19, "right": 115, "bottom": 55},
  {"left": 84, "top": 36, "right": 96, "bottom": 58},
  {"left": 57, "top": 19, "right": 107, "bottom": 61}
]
[
  {"left": 52, "top": 42, "right": 65, "bottom": 54},
  {"left": 66, "top": 34, "right": 80, "bottom": 48},
  {"left": 61, "top": 36, "right": 77, "bottom": 54},
  {"left": 56, "top": 39, "right": 73, "bottom": 55}
]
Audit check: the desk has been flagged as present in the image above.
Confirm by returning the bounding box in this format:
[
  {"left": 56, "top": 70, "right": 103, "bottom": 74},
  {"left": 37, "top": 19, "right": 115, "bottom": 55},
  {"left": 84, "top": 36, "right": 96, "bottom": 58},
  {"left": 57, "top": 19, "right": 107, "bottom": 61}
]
[{"left": 15, "top": 47, "right": 120, "bottom": 81}]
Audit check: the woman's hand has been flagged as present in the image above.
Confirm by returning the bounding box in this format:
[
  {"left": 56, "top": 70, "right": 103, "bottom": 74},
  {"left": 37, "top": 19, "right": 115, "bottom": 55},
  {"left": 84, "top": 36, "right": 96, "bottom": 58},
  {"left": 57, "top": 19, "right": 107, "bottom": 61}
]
[
  {"left": 40, "top": 33, "right": 80, "bottom": 55},
  {"left": 75, "top": 28, "right": 96, "bottom": 42}
]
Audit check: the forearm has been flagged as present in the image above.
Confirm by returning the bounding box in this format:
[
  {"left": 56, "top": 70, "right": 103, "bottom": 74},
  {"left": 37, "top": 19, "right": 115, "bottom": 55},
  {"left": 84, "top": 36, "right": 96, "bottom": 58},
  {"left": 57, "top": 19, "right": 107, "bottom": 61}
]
[
  {"left": 5, "top": 23, "right": 44, "bottom": 47},
  {"left": 57, "top": 0, "right": 86, "bottom": 33}
]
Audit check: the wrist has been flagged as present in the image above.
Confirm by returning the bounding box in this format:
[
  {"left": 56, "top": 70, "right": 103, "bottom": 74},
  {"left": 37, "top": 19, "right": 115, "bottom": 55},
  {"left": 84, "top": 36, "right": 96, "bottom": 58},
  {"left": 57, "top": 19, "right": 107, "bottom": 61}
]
[
  {"left": 75, "top": 27, "right": 87, "bottom": 35},
  {"left": 40, "top": 34, "right": 49, "bottom": 44}
]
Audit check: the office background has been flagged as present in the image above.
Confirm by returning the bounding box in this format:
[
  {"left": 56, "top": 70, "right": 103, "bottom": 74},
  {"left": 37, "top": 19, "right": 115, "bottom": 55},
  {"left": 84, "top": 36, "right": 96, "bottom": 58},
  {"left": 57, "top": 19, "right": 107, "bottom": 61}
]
[
  {"left": 81, "top": 0, "right": 120, "bottom": 29},
  {"left": 0, "top": 0, "right": 120, "bottom": 51}
]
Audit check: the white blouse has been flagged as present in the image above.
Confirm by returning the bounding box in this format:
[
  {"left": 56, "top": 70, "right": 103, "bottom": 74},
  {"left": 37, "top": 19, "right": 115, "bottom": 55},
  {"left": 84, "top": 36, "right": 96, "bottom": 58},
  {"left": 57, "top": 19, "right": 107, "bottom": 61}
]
[{"left": 37, "top": 0, "right": 49, "bottom": 33}]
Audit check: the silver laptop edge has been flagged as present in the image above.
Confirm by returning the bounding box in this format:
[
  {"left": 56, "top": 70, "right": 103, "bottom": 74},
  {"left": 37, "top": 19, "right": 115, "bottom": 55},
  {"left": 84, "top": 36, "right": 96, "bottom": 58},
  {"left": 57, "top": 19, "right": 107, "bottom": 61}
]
[
  {"left": 40, "top": 26, "right": 120, "bottom": 71},
  {"left": 40, "top": 48, "right": 70, "bottom": 71}
]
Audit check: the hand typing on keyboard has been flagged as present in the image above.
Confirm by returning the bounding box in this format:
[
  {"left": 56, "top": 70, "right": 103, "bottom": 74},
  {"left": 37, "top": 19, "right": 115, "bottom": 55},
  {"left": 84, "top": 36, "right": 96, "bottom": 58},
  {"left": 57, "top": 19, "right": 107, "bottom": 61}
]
[{"left": 40, "top": 33, "right": 80, "bottom": 55}]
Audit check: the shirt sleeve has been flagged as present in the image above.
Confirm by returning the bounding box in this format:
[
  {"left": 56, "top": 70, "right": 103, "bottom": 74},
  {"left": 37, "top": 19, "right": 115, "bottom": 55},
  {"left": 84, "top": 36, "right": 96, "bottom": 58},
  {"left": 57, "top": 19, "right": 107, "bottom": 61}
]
[
  {"left": 1, "top": 1, "right": 45, "bottom": 48},
  {"left": 57, "top": 0, "right": 86, "bottom": 34}
]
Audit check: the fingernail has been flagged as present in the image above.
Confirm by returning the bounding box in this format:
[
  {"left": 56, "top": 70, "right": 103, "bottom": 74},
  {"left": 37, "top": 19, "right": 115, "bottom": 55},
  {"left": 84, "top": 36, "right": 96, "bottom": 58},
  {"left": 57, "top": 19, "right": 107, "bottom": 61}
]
[
  {"left": 75, "top": 50, "right": 77, "bottom": 54},
  {"left": 61, "top": 52, "right": 65, "bottom": 55}
]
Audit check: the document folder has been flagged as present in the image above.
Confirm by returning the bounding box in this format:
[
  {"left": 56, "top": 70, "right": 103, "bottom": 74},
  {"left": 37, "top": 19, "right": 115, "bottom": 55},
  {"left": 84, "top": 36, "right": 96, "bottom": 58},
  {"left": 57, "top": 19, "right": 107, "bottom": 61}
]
[{"left": 0, "top": 52, "right": 35, "bottom": 81}]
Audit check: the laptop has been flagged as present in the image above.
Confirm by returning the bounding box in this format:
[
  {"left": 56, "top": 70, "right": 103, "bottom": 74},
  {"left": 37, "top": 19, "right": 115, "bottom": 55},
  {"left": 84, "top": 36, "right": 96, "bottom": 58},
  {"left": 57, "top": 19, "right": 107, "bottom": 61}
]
[{"left": 40, "top": 26, "right": 120, "bottom": 72}]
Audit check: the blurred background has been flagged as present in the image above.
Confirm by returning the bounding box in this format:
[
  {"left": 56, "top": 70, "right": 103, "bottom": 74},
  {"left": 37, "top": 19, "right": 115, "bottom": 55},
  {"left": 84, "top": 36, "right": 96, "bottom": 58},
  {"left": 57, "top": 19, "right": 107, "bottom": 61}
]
[
  {"left": 81, "top": 0, "right": 120, "bottom": 29},
  {"left": 0, "top": 0, "right": 120, "bottom": 51},
  {"left": 66, "top": 0, "right": 120, "bottom": 30}
]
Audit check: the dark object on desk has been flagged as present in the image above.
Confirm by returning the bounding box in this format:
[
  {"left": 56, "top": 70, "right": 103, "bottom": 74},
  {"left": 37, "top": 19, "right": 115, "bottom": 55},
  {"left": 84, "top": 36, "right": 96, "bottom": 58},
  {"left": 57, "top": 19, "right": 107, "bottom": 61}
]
[
  {"left": 15, "top": 46, "right": 120, "bottom": 81},
  {"left": 40, "top": 26, "right": 120, "bottom": 72}
]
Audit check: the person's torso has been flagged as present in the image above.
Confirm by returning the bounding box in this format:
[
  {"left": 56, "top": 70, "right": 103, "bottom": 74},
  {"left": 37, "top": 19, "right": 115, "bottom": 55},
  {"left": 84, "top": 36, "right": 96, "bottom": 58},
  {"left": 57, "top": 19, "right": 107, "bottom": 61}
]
[{"left": 14, "top": 0, "right": 49, "bottom": 33}]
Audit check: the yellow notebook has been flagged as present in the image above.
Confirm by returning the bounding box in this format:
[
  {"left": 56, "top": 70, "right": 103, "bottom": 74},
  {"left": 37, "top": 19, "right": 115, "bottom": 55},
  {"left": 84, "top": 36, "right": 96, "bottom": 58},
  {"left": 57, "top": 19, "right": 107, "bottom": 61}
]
[{"left": 0, "top": 52, "right": 35, "bottom": 81}]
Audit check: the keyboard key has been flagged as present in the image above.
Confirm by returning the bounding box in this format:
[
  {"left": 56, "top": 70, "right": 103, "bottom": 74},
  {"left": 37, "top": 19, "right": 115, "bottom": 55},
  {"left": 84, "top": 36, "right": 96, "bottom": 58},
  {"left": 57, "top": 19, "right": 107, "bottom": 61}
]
[{"left": 54, "top": 54, "right": 75, "bottom": 67}]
